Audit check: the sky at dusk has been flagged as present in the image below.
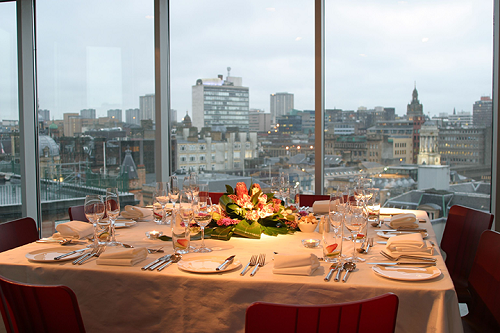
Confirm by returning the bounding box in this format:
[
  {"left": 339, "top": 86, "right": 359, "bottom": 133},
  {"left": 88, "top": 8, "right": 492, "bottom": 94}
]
[{"left": 0, "top": 0, "right": 495, "bottom": 122}]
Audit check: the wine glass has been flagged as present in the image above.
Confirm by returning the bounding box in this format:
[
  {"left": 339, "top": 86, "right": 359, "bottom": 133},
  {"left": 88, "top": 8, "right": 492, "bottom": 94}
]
[
  {"left": 84, "top": 194, "right": 105, "bottom": 247},
  {"left": 105, "top": 187, "right": 121, "bottom": 246},
  {"left": 189, "top": 172, "right": 200, "bottom": 200},
  {"left": 154, "top": 182, "right": 170, "bottom": 225},
  {"left": 344, "top": 201, "right": 367, "bottom": 262},
  {"left": 168, "top": 176, "right": 180, "bottom": 209},
  {"left": 193, "top": 199, "right": 212, "bottom": 253},
  {"left": 323, "top": 191, "right": 344, "bottom": 262},
  {"left": 280, "top": 177, "right": 290, "bottom": 207},
  {"left": 178, "top": 191, "right": 195, "bottom": 253}
]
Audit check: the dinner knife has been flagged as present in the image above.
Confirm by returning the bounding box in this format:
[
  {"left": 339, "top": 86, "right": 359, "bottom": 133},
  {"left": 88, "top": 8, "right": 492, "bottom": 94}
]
[
  {"left": 367, "top": 262, "right": 436, "bottom": 266},
  {"left": 54, "top": 248, "right": 87, "bottom": 260},
  {"left": 378, "top": 229, "right": 427, "bottom": 233},
  {"left": 141, "top": 254, "right": 172, "bottom": 271},
  {"left": 324, "top": 263, "right": 341, "bottom": 282},
  {"left": 216, "top": 255, "right": 235, "bottom": 271}
]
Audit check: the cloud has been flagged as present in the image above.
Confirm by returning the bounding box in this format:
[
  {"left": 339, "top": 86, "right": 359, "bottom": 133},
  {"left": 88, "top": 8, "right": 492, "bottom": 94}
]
[{"left": 422, "top": 37, "right": 429, "bottom": 42}]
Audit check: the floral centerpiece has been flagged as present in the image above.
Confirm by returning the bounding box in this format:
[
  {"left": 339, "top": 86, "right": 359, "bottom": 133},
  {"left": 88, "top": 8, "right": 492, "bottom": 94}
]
[{"left": 208, "top": 182, "right": 299, "bottom": 240}]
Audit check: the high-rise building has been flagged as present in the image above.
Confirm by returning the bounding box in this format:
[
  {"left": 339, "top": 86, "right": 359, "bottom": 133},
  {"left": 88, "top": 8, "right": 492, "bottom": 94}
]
[
  {"left": 407, "top": 84, "right": 425, "bottom": 163},
  {"left": 107, "top": 109, "right": 122, "bottom": 123},
  {"left": 125, "top": 108, "right": 140, "bottom": 125},
  {"left": 192, "top": 71, "right": 249, "bottom": 132},
  {"left": 63, "top": 113, "right": 81, "bottom": 137},
  {"left": 249, "top": 109, "right": 271, "bottom": 132},
  {"left": 140, "top": 94, "right": 155, "bottom": 122},
  {"left": 473, "top": 96, "right": 492, "bottom": 128},
  {"left": 38, "top": 109, "right": 50, "bottom": 123},
  {"left": 80, "top": 109, "right": 96, "bottom": 119},
  {"left": 270, "top": 92, "right": 294, "bottom": 123}
]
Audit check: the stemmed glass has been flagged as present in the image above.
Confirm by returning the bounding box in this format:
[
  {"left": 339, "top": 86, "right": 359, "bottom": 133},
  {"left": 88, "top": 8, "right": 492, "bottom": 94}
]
[
  {"left": 189, "top": 172, "right": 200, "bottom": 200},
  {"left": 84, "top": 194, "right": 105, "bottom": 247},
  {"left": 193, "top": 198, "right": 212, "bottom": 253},
  {"left": 322, "top": 191, "right": 344, "bottom": 262},
  {"left": 154, "top": 182, "right": 170, "bottom": 225},
  {"left": 178, "top": 191, "right": 195, "bottom": 253},
  {"left": 105, "top": 187, "right": 121, "bottom": 246},
  {"left": 270, "top": 177, "right": 281, "bottom": 202},
  {"left": 168, "top": 176, "right": 180, "bottom": 209},
  {"left": 344, "top": 200, "right": 367, "bottom": 262}
]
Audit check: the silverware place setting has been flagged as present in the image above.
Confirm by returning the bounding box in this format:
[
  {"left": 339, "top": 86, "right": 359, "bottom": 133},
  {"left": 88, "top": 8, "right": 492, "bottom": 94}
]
[
  {"left": 324, "top": 262, "right": 342, "bottom": 282},
  {"left": 250, "top": 253, "right": 266, "bottom": 277},
  {"left": 141, "top": 254, "right": 172, "bottom": 271},
  {"left": 240, "top": 255, "right": 258, "bottom": 276},
  {"left": 380, "top": 250, "right": 437, "bottom": 262}
]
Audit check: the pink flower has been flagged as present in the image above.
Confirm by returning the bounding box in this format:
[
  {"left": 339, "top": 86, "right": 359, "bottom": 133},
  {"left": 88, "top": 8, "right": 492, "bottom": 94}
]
[
  {"left": 272, "top": 198, "right": 281, "bottom": 213},
  {"left": 217, "top": 218, "right": 240, "bottom": 226},
  {"left": 245, "top": 210, "right": 259, "bottom": 221},
  {"left": 250, "top": 183, "right": 261, "bottom": 196}
]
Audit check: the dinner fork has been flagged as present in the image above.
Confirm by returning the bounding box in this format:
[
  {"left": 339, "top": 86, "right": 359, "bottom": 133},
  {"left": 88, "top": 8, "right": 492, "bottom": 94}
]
[
  {"left": 366, "top": 238, "right": 374, "bottom": 254},
  {"left": 79, "top": 246, "right": 106, "bottom": 265},
  {"left": 250, "top": 254, "right": 265, "bottom": 277},
  {"left": 380, "top": 250, "right": 436, "bottom": 262},
  {"left": 72, "top": 246, "right": 99, "bottom": 265},
  {"left": 241, "top": 255, "right": 257, "bottom": 276}
]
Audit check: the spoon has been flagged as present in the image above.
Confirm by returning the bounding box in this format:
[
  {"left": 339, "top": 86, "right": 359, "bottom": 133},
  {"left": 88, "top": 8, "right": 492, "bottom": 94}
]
[
  {"left": 334, "top": 263, "right": 344, "bottom": 282},
  {"left": 342, "top": 262, "right": 356, "bottom": 282},
  {"left": 157, "top": 253, "right": 182, "bottom": 271}
]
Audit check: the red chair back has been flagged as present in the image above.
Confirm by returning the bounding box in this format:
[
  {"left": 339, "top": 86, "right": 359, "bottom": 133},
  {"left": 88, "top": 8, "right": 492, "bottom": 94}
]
[
  {"left": 245, "top": 293, "right": 399, "bottom": 333},
  {"left": 462, "top": 230, "right": 500, "bottom": 332},
  {"left": 68, "top": 205, "right": 89, "bottom": 222},
  {"left": 0, "top": 275, "right": 86, "bottom": 333},
  {"left": 0, "top": 217, "right": 39, "bottom": 253},
  {"left": 208, "top": 192, "right": 224, "bottom": 204},
  {"left": 298, "top": 194, "right": 330, "bottom": 207},
  {"left": 440, "top": 205, "right": 493, "bottom": 302}
]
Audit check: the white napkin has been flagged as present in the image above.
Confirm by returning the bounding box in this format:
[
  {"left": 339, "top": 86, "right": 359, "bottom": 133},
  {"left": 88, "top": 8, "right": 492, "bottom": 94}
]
[
  {"left": 54, "top": 221, "right": 93, "bottom": 239},
  {"left": 386, "top": 233, "right": 433, "bottom": 255},
  {"left": 273, "top": 253, "right": 320, "bottom": 276},
  {"left": 120, "top": 206, "right": 153, "bottom": 220},
  {"left": 96, "top": 247, "right": 148, "bottom": 266},
  {"left": 389, "top": 213, "right": 418, "bottom": 229},
  {"left": 312, "top": 200, "right": 330, "bottom": 214}
]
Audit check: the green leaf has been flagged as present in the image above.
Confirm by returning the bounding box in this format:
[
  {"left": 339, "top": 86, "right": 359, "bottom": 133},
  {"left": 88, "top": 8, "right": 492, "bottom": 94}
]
[
  {"left": 159, "top": 235, "right": 172, "bottom": 241},
  {"left": 210, "top": 226, "right": 235, "bottom": 241},
  {"left": 251, "top": 190, "right": 261, "bottom": 205},
  {"left": 219, "top": 195, "right": 233, "bottom": 211},
  {"left": 225, "top": 185, "right": 234, "bottom": 194},
  {"left": 233, "top": 220, "right": 262, "bottom": 239},
  {"left": 261, "top": 226, "right": 292, "bottom": 237}
]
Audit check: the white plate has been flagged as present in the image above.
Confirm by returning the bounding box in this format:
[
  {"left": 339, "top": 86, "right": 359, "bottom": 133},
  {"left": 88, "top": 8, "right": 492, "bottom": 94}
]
[
  {"left": 177, "top": 256, "right": 242, "bottom": 273},
  {"left": 101, "top": 219, "right": 137, "bottom": 228},
  {"left": 377, "top": 231, "right": 428, "bottom": 239},
  {"left": 372, "top": 265, "right": 441, "bottom": 281},
  {"left": 26, "top": 247, "right": 86, "bottom": 262}
]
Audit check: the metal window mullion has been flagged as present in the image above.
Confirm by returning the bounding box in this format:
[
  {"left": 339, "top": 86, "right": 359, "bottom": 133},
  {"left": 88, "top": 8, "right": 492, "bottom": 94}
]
[
  {"left": 154, "top": 0, "right": 171, "bottom": 182},
  {"left": 492, "top": 0, "right": 499, "bottom": 231},
  {"left": 314, "top": 0, "right": 325, "bottom": 195},
  {"left": 17, "top": 0, "right": 41, "bottom": 231}
]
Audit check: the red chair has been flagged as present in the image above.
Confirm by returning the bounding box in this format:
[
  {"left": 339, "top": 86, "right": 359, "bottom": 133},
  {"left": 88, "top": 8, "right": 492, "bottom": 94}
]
[
  {"left": 245, "top": 293, "right": 399, "bottom": 333},
  {"left": 0, "top": 217, "right": 39, "bottom": 253},
  {"left": 68, "top": 205, "right": 88, "bottom": 222},
  {"left": 0, "top": 275, "right": 86, "bottom": 333},
  {"left": 297, "top": 194, "right": 330, "bottom": 207},
  {"left": 461, "top": 230, "right": 500, "bottom": 333},
  {"left": 440, "top": 205, "right": 493, "bottom": 303},
  {"left": 208, "top": 192, "right": 224, "bottom": 204}
]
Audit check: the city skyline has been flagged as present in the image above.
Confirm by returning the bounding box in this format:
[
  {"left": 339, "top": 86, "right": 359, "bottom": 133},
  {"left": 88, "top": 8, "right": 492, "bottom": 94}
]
[{"left": 0, "top": 0, "right": 494, "bottom": 122}]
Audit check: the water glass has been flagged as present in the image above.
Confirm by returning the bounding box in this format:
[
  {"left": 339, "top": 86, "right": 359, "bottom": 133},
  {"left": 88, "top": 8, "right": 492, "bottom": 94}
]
[
  {"left": 153, "top": 200, "right": 163, "bottom": 223},
  {"left": 84, "top": 194, "right": 105, "bottom": 247},
  {"left": 366, "top": 188, "right": 381, "bottom": 225},
  {"left": 172, "top": 208, "right": 190, "bottom": 254},
  {"left": 105, "top": 187, "right": 121, "bottom": 246},
  {"left": 168, "top": 176, "right": 180, "bottom": 209},
  {"left": 321, "top": 219, "right": 342, "bottom": 263}
]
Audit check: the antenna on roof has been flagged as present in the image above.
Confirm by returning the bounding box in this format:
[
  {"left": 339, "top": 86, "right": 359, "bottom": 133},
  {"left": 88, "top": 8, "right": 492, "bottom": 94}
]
[{"left": 227, "top": 67, "right": 231, "bottom": 78}]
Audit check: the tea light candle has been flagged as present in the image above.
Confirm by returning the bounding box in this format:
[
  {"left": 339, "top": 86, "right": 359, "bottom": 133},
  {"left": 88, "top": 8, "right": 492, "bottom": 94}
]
[
  {"left": 146, "top": 230, "right": 163, "bottom": 240},
  {"left": 302, "top": 238, "right": 320, "bottom": 248}
]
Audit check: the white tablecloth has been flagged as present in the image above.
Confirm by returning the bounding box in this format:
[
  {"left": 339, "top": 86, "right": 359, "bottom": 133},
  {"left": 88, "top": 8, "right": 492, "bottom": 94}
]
[{"left": 0, "top": 210, "right": 463, "bottom": 333}]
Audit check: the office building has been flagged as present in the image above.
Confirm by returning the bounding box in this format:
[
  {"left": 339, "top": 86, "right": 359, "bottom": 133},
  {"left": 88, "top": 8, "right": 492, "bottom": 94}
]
[
  {"left": 249, "top": 109, "right": 271, "bottom": 132},
  {"left": 140, "top": 94, "right": 155, "bottom": 122},
  {"left": 80, "top": 109, "right": 96, "bottom": 119},
  {"left": 270, "top": 92, "right": 294, "bottom": 123},
  {"left": 192, "top": 72, "right": 249, "bottom": 132},
  {"left": 107, "top": 109, "right": 122, "bottom": 123},
  {"left": 63, "top": 113, "right": 82, "bottom": 137},
  {"left": 473, "top": 96, "right": 492, "bottom": 128},
  {"left": 125, "top": 108, "right": 141, "bottom": 125}
]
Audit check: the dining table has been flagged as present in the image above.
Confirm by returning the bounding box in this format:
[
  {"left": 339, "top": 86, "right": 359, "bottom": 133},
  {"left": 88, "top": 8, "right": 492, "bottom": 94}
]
[{"left": 0, "top": 209, "right": 463, "bottom": 333}]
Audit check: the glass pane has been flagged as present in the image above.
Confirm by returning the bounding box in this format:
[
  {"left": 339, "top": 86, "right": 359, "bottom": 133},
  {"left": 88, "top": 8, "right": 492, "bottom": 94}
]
[
  {"left": 0, "top": 1, "right": 21, "bottom": 223},
  {"left": 171, "top": 1, "right": 315, "bottom": 195},
  {"left": 325, "top": 1, "right": 493, "bottom": 221},
  {"left": 36, "top": 0, "right": 155, "bottom": 237}
]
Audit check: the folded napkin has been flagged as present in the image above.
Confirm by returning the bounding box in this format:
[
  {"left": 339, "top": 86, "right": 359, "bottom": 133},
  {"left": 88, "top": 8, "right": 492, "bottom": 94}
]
[
  {"left": 389, "top": 213, "right": 418, "bottom": 229},
  {"left": 54, "top": 221, "right": 93, "bottom": 239},
  {"left": 386, "top": 233, "right": 433, "bottom": 255},
  {"left": 312, "top": 200, "right": 330, "bottom": 214},
  {"left": 120, "top": 205, "right": 153, "bottom": 220},
  {"left": 273, "top": 253, "right": 320, "bottom": 276},
  {"left": 96, "top": 247, "right": 148, "bottom": 266}
]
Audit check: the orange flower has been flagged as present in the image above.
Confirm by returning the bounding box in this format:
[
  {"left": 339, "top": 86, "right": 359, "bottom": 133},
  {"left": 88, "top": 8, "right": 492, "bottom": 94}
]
[
  {"left": 245, "top": 210, "right": 259, "bottom": 221},
  {"left": 250, "top": 183, "right": 261, "bottom": 196},
  {"left": 235, "top": 182, "right": 248, "bottom": 199}
]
